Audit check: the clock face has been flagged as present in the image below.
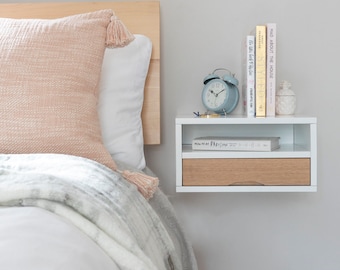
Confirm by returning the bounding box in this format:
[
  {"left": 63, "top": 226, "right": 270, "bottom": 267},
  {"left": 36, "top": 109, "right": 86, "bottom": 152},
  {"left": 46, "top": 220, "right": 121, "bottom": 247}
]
[{"left": 203, "top": 80, "right": 227, "bottom": 110}]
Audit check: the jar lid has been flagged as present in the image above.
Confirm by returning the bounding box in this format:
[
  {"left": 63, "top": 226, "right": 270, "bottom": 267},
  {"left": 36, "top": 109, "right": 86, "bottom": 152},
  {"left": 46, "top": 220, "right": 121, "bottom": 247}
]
[{"left": 277, "top": 80, "right": 295, "bottom": 96}]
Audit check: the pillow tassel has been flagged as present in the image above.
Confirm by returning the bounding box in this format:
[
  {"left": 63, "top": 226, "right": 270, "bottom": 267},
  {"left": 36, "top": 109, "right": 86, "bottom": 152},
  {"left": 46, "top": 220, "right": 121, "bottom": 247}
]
[
  {"left": 118, "top": 169, "right": 159, "bottom": 200},
  {"left": 106, "top": 14, "right": 135, "bottom": 48}
]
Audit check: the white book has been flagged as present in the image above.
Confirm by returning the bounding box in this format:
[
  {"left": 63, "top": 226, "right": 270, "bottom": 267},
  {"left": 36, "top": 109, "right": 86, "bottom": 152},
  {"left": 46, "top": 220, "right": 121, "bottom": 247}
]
[
  {"left": 192, "top": 136, "right": 280, "bottom": 151},
  {"left": 242, "top": 35, "right": 255, "bottom": 117},
  {"left": 252, "top": 25, "right": 267, "bottom": 117},
  {"left": 266, "top": 23, "right": 277, "bottom": 117}
]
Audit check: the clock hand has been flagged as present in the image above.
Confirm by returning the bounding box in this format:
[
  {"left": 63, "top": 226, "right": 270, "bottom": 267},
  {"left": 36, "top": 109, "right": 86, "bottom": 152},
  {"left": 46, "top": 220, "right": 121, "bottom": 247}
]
[
  {"left": 209, "top": 90, "right": 218, "bottom": 97},
  {"left": 216, "top": 89, "right": 226, "bottom": 96}
]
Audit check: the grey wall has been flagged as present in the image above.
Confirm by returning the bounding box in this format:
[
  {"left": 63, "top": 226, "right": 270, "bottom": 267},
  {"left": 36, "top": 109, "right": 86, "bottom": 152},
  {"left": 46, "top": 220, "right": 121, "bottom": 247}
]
[
  {"left": 3, "top": 0, "right": 340, "bottom": 269},
  {"left": 147, "top": 0, "right": 340, "bottom": 269}
]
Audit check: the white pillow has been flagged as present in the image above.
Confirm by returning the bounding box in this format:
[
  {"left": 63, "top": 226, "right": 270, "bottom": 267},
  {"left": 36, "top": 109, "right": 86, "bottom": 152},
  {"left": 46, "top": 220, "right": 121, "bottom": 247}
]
[{"left": 99, "top": 35, "right": 152, "bottom": 170}]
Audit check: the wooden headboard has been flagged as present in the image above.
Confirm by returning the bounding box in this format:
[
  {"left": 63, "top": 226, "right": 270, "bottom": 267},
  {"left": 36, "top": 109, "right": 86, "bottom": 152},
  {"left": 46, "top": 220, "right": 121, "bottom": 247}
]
[{"left": 0, "top": 1, "right": 160, "bottom": 145}]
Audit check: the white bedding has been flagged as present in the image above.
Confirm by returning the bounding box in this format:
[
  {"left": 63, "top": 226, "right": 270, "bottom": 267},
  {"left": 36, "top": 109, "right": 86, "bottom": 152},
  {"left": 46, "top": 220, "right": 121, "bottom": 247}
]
[
  {"left": 0, "top": 207, "right": 119, "bottom": 270},
  {"left": 0, "top": 154, "right": 197, "bottom": 270}
]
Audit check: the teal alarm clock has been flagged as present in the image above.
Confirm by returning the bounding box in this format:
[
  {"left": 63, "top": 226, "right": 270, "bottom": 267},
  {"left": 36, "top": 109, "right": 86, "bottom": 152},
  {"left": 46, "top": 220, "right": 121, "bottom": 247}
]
[{"left": 202, "top": 68, "right": 239, "bottom": 114}]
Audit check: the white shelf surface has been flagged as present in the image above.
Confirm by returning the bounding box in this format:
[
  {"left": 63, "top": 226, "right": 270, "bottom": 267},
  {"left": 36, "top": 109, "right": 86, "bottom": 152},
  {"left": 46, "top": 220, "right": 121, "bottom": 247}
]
[
  {"left": 176, "top": 115, "right": 317, "bottom": 125},
  {"left": 176, "top": 185, "right": 317, "bottom": 193}
]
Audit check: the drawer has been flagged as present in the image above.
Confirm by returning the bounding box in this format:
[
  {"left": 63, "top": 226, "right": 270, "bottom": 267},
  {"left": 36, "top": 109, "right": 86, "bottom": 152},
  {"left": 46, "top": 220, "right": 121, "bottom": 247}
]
[{"left": 182, "top": 158, "right": 310, "bottom": 186}]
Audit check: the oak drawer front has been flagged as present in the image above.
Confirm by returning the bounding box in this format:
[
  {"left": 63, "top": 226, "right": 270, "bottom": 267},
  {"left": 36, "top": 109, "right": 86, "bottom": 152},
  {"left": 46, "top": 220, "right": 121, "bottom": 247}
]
[{"left": 182, "top": 158, "right": 310, "bottom": 186}]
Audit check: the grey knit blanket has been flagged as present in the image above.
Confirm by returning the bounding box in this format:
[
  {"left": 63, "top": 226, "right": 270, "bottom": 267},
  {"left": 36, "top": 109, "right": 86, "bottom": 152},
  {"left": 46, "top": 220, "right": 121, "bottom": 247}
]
[{"left": 0, "top": 154, "right": 180, "bottom": 270}]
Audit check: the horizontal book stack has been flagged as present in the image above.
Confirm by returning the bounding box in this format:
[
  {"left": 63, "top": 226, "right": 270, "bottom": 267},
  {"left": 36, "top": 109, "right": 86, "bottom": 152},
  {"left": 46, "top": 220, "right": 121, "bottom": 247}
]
[
  {"left": 192, "top": 136, "right": 280, "bottom": 152},
  {"left": 242, "top": 23, "right": 277, "bottom": 117}
]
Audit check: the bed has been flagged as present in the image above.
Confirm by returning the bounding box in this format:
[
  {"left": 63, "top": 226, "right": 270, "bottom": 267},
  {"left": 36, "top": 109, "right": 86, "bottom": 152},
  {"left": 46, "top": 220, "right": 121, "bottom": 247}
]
[{"left": 0, "top": 2, "right": 197, "bottom": 270}]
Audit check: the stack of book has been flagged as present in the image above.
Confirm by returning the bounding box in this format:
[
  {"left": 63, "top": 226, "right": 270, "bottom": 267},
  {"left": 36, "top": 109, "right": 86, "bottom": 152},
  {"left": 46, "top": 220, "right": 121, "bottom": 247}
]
[
  {"left": 192, "top": 136, "right": 280, "bottom": 152},
  {"left": 242, "top": 23, "right": 277, "bottom": 118}
]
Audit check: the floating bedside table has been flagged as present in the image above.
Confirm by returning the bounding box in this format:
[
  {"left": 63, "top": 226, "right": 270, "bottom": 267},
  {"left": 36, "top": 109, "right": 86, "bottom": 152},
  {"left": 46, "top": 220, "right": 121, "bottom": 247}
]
[{"left": 175, "top": 115, "right": 317, "bottom": 192}]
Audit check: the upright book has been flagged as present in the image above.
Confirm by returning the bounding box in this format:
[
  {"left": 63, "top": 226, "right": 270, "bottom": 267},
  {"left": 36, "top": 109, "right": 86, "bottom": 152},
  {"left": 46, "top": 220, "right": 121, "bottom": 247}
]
[
  {"left": 266, "top": 23, "right": 277, "bottom": 117},
  {"left": 253, "top": 25, "right": 267, "bottom": 117},
  {"left": 242, "top": 35, "right": 255, "bottom": 117},
  {"left": 192, "top": 136, "right": 280, "bottom": 152}
]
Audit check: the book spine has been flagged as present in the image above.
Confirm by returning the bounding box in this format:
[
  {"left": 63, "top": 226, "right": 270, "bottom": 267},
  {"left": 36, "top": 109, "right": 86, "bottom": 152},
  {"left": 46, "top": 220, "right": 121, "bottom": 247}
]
[
  {"left": 192, "top": 139, "right": 273, "bottom": 151},
  {"left": 254, "top": 25, "right": 267, "bottom": 117},
  {"left": 266, "top": 23, "right": 277, "bottom": 117},
  {"left": 242, "top": 35, "right": 255, "bottom": 117}
]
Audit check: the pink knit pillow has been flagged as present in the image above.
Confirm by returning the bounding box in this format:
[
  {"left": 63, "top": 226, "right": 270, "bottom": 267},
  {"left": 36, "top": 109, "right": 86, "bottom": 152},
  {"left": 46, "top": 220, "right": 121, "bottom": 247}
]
[{"left": 0, "top": 10, "right": 131, "bottom": 171}]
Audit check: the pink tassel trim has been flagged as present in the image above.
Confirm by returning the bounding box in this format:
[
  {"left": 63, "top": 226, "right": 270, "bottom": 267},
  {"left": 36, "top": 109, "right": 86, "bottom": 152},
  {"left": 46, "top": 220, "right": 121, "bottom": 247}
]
[
  {"left": 117, "top": 169, "right": 159, "bottom": 200},
  {"left": 106, "top": 14, "right": 135, "bottom": 48}
]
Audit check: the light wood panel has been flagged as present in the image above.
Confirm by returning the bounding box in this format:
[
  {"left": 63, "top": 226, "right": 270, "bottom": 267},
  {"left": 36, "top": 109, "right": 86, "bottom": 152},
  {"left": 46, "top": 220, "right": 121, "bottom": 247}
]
[
  {"left": 183, "top": 158, "right": 311, "bottom": 186},
  {"left": 0, "top": 2, "right": 160, "bottom": 145}
]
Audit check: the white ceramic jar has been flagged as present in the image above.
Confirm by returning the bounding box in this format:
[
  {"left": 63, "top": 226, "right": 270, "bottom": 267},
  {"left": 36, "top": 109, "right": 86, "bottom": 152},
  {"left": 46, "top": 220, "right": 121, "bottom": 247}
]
[{"left": 275, "top": 80, "right": 296, "bottom": 115}]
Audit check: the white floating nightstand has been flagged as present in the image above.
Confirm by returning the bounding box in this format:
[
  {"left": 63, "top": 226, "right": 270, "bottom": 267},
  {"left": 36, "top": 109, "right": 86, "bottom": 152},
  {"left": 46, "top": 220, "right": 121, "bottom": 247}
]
[{"left": 175, "top": 115, "right": 317, "bottom": 192}]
